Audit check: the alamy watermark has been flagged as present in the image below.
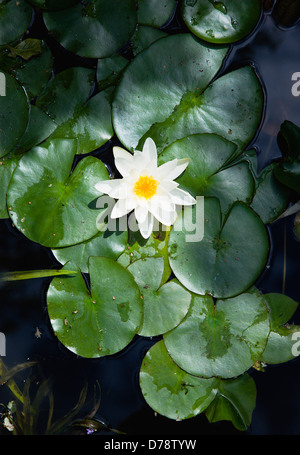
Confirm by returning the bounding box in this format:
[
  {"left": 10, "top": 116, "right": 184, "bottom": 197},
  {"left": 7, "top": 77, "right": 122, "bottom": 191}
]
[
  {"left": 96, "top": 195, "right": 205, "bottom": 242},
  {"left": 291, "top": 72, "right": 300, "bottom": 97},
  {"left": 0, "top": 332, "right": 6, "bottom": 356},
  {"left": 0, "top": 72, "right": 6, "bottom": 97},
  {"left": 291, "top": 331, "right": 300, "bottom": 358}
]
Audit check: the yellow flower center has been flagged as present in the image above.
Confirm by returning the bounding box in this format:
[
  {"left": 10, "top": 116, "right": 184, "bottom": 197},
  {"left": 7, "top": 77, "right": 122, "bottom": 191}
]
[{"left": 133, "top": 175, "right": 159, "bottom": 199}]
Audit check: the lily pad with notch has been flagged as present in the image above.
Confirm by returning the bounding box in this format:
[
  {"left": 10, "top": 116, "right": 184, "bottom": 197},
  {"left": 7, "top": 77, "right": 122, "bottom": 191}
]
[
  {"left": 163, "top": 290, "right": 270, "bottom": 378},
  {"left": 0, "top": 0, "right": 32, "bottom": 46},
  {"left": 7, "top": 138, "right": 110, "bottom": 248},
  {"left": 47, "top": 258, "right": 143, "bottom": 358},
  {"left": 168, "top": 197, "right": 270, "bottom": 298},
  {"left": 139, "top": 340, "right": 218, "bottom": 420},
  {"left": 128, "top": 257, "right": 192, "bottom": 337},
  {"left": 158, "top": 134, "right": 254, "bottom": 216},
  {"left": 112, "top": 34, "right": 264, "bottom": 155}
]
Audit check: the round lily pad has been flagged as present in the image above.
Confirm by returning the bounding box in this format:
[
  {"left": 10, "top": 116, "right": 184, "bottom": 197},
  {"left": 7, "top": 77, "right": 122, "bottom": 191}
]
[
  {"left": 168, "top": 197, "right": 269, "bottom": 298},
  {"left": 7, "top": 139, "right": 110, "bottom": 248},
  {"left": 43, "top": 0, "right": 137, "bottom": 58},
  {"left": 47, "top": 257, "right": 143, "bottom": 358},
  {"left": 128, "top": 257, "right": 192, "bottom": 337},
  {"left": 0, "top": 72, "right": 29, "bottom": 158},
  {"left": 52, "top": 227, "right": 128, "bottom": 274},
  {"left": 158, "top": 134, "right": 254, "bottom": 215},
  {"left": 0, "top": 0, "right": 32, "bottom": 45},
  {"left": 139, "top": 340, "right": 218, "bottom": 420},
  {"left": 112, "top": 34, "right": 263, "bottom": 154},
  {"left": 164, "top": 291, "right": 270, "bottom": 378},
  {"left": 182, "top": 0, "right": 261, "bottom": 44}
]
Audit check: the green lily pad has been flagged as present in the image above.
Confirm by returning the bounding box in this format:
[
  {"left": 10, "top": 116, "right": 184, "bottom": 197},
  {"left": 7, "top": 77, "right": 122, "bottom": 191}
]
[
  {"left": 128, "top": 257, "right": 191, "bottom": 337},
  {"left": 164, "top": 291, "right": 270, "bottom": 378},
  {"left": 159, "top": 134, "right": 254, "bottom": 215},
  {"left": 137, "top": 0, "right": 177, "bottom": 28},
  {"left": 12, "top": 104, "right": 57, "bottom": 155},
  {"left": 274, "top": 120, "right": 300, "bottom": 194},
  {"left": 139, "top": 340, "right": 218, "bottom": 420},
  {"left": 48, "top": 88, "right": 114, "bottom": 154},
  {"left": 168, "top": 198, "right": 269, "bottom": 298},
  {"left": 52, "top": 226, "right": 128, "bottom": 274},
  {"left": 0, "top": 0, "right": 32, "bottom": 46},
  {"left": 7, "top": 139, "right": 109, "bottom": 248},
  {"left": 261, "top": 293, "right": 300, "bottom": 364},
  {"left": 26, "top": 0, "right": 80, "bottom": 10},
  {"left": 0, "top": 72, "right": 29, "bottom": 158},
  {"left": 43, "top": 0, "right": 137, "bottom": 59},
  {"left": 0, "top": 154, "right": 19, "bottom": 219},
  {"left": 118, "top": 230, "right": 172, "bottom": 286},
  {"left": 35, "top": 67, "right": 95, "bottom": 125},
  {"left": 205, "top": 373, "right": 257, "bottom": 431},
  {"left": 97, "top": 54, "right": 128, "bottom": 92},
  {"left": 112, "top": 34, "right": 263, "bottom": 154},
  {"left": 47, "top": 258, "right": 143, "bottom": 358},
  {"left": 131, "top": 25, "right": 167, "bottom": 56},
  {"left": 0, "top": 39, "right": 53, "bottom": 99},
  {"left": 182, "top": 0, "right": 261, "bottom": 44}
]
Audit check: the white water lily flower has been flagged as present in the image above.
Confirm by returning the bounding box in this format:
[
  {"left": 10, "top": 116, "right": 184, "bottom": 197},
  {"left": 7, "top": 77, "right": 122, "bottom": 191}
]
[{"left": 95, "top": 138, "right": 196, "bottom": 239}]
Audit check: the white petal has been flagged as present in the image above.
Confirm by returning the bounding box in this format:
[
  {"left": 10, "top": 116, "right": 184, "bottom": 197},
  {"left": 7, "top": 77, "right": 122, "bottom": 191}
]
[
  {"left": 95, "top": 179, "right": 124, "bottom": 195},
  {"left": 111, "top": 198, "right": 135, "bottom": 219},
  {"left": 138, "top": 212, "right": 154, "bottom": 239},
  {"left": 159, "top": 180, "right": 179, "bottom": 192},
  {"left": 169, "top": 187, "right": 197, "bottom": 206},
  {"left": 134, "top": 204, "right": 149, "bottom": 224},
  {"left": 142, "top": 137, "right": 157, "bottom": 163},
  {"left": 148, "top": 198, "right": 177, "bottom": 226},
  {"left": 113, "top": 146, "right": 134, "bottom": 177},
  {"left": 157, "top": 158, "right": 190, "bottom": 181}
]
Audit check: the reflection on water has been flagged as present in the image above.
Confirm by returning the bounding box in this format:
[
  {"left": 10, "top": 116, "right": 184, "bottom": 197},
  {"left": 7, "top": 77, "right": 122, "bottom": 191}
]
[{"left": 0, "top": 8, "right": 300, "bottom": 436}]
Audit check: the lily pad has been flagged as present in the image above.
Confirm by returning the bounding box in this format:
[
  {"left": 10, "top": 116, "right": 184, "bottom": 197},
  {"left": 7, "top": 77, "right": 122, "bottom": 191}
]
[
  {"left": 0, "top": 39, "right": 53, "bottom": 99},
  {"left": 118, "top": 230, "right": 172, "bottom": 286},
  {"left": 0, "top": 72, "right": 29, "bottom": 158},
  {"left": 274, "top": 120, "right": 300, "bottom": 194},
  {"left": 0, "top": 155, "right": 19, "bottom": 219},
  {"left": 52, "top": 226, "right": 128, "bottom": 274},
  {"left": 0, "top": 0, "right": 32, "bottom": 46},
  {"left": 139, "top": 340, "right": 218, "bottom": 420},
  {"left": 128, "top": 257, "right": 191, "bottom": 337},
  {"left": 182, "top": 0, "right": 261, "bottom": 44},
  {"left": 164, "top": 291, "right": 270, "bottom": 378},
  {"left": 43, "top": 0, "right": 137, "bottom": 59},
  {"left": 26, "top": 0, "right": 80, "bottom": 10},
  {"left": 47, "top": 258, "right": 143, "bottom": 358},
  {"left": 97, "top": 55, "right": 128, "bottom": 92},
  {"left": 48, "top": 88, "right": 114, "bottom": 154},
  {"left": 35, "top": 67, "right": 95, "bottom": 125},
  {"left": 7, "top": 139, "right": 110, "bottom": 248},
  {"left": 112, "top": 34, "right": 263, "bottom": 154},
  {"left": 250, "top": 163, "right": 291, "bottom": 224},
  {"left": 168, "top": 197, "right": 269, "bottom": 298},
  {"left": 159, "top": 134, "right": 254, "bottom": 215},
  {"left": 205, "top": 373, "right": 257, "bottom": 431},
  {"left": 261, "top": 293, "right": 300, "bottom": 364},
  {"left": 137, "top": 0, "right": 177, "bottom": 28},
  {"left": 131, "top": 25, "right": 168, "bottom": 56}
]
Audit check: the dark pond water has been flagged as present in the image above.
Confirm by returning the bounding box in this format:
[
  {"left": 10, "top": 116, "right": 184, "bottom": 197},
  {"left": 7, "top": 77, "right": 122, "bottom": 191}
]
[{"left": 0, "top": 5, "right": 300, "bottom": 436}]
